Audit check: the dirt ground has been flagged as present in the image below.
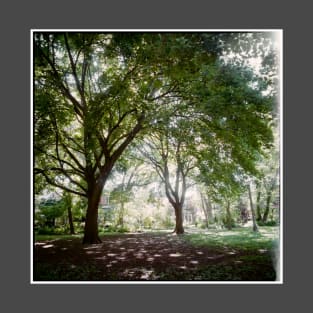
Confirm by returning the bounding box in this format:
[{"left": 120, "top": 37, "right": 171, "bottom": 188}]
[{"left": 34, "top": 232, "right": 276, "bottom": 281}]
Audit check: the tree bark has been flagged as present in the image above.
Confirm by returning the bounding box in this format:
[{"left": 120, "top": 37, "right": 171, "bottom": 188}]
[
  {"left": 67, "top": 205, "right": 75, "bottom": 235},
  {"left": 262, "top": 190, "right": 273, "bottom": 223},
  {"left": 248, "top": 184, "right": 258, "bottom": 232},
  {"left": 117, "top": 202, "right": 125, "bottom": 228},
  {"left": 200, "top": 193, "right": 209, "bottom": 229},
  {"left": 173, "top": 204, "right": 184, "bottom": 234},
  {"left": 205, "top": 197, "right": 214, "bottom": 221},
  {"left": 225, "top": 200, "right": 233, "bottom": 230},
  {"left": 83, "top": 184, "right": 103, "bottom": 244},
  {"left": 262, "top": 170, "right": 278, "bottom": 223},
  {"left": 256, "top": 190, "right": 262, "bottom": 222}
]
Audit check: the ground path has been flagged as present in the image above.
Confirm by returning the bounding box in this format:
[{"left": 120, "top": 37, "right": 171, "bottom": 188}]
[{"left": 34, "top": 232, "right": 276, "bottom": 281}]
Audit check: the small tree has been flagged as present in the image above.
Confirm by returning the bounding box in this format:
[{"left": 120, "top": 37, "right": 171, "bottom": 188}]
[
  {"left": 139, "top": 124, "right": 195, "bottom": 234},
  {"left": 248, "top": 183, "right": 259, "bottom": 232}
]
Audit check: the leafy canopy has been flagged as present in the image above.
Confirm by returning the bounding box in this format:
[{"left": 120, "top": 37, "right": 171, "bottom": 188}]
[{"left": 34, "top": 32, "right": 277, "bottom": 203}]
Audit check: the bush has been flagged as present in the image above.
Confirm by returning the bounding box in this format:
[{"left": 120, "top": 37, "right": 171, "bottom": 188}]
[
  {"left": 197, "top": 222, "right": 208, "bottom": 229},
  {"left": 143, "top": 217, "right": 154, "bottom": 229},
  {"left": 36, "top": 226, "right": 55, "bottom": 235},
  {"left": 160, "top": 216, "right": 174, "bottom": 229},
  {"left": 257, "top": 220, "right": 278, "bottom": 226},
  {"left": 221, "top": 217, "right": 236, "bottom": 229},
  {"left": 36, "top": 225, "right": 68, "bottom": 235},
  {"left": 101, "top": 224, "right": 130, "bottom": 233},
  {"left": 117, "top": 226, "right": 129, "bottom": 233}
]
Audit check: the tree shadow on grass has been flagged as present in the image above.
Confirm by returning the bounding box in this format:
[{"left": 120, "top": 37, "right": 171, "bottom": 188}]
[{"left": 34, "top": 232, "right": 276, "bottom": 281}]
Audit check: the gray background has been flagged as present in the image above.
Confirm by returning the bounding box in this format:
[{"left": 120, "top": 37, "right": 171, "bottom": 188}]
[{"left": 1, "top": 0, "right": 311, "bottom": 312}]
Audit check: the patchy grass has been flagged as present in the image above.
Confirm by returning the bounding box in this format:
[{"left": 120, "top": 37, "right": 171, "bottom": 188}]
[
  {"left": 183, "top": 226, "right": 279, "bottom": 252},
  {"left": 34, "top": 233, "right": 84, "bottom": 241}
]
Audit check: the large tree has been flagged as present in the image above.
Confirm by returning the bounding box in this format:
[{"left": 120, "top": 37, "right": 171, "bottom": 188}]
[
  {"left": 34, "top": 32, "right": 278, "bottom": 243},
  {"left": 34, "top": 32, "right": 223, "bottom": 243}
]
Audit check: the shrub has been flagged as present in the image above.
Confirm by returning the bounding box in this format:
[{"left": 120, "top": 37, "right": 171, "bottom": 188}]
[
  {"left": 101, "top": 224, "right": 130, "bottom": 233},
  {"left": 36, "top": 226, "right": 55, "bottom": 235},
  {"left": 117, "top": 226, "right": 129, "bottom": 233},
  {"left": 160, "top": 216, "right": 174, "bottom": 229},
  {"left": 36, "top": 225, "right": 68, "bottom": 235},
  {"left": 257, "top": 220, "right": 278, "bottom": 226},
  {"left": 143, "top": 217, "right": 154, "bottom": 229}
]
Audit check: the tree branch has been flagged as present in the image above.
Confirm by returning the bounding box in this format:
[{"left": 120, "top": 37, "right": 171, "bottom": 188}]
[
  {"left": 36, "top": 41, "right": 84, "bottom": 118},
  {"left": 49, "top": 167, "right": 87, "bottom": 193},
  {"left": 64, "top": 33, "right": 86, "bottom": 106},
  {"left": 35, "top": 168, "right": 87, "bottom": 197}
]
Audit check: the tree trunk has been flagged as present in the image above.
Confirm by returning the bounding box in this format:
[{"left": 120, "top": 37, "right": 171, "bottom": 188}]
[
  {"left": 225, "top": 200, "right": 233, "bottom": 230},
  {"left": 83, "top": 185, "right": 103, "bottom": 244},
  {"left": 67, "top": 205, "right": 75, "bottom": 235},
  {"left": 248, "top": 184, "right": 258, "bottom": 232},
  {"left": 200, "top": 193, "right": 209, "bottom": 229},
  {"left": 262, "top": 190, "right": 272, "bottom": 223},
  {"left": 117, "top": 202, "right": 125, "bottom": 228},
  {"left": 173, "top": 204, "right": 184, "bottom": 234},
  {"left": 256, "top": 190, "right": 262, "bottom": 222},
  {"left": 205, "top": 197, "right": 214, "bottom": 221},
  {"left": 262, "top": 170, "right": 278, "bottom": 223}
]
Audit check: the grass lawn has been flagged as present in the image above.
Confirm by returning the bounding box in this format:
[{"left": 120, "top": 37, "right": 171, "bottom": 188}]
[{"left": 183, "top": 226, "right": 279, "bottom": 251}]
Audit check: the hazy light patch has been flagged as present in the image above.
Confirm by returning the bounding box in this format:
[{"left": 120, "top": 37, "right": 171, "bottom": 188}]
[
  {"left": 140, "top": 269, "right": 154, "bottom": 280},
  {"left": 154, "top": 254, "right": 162, "bottom": 257},
  {"left": 123, "top": 269, "right": 135, "bottom": 276},
  {"left": 169, "top": 253, "right": 182, "bottom": 257},
  {"left": 122, "top": 268, "right": 155, "bottom": 280},
  {"left": 35, "top": 242, "right": 46, "bottom": 246},
  {"left": 260, "top": 231, "right": 278, "bottom": 238},
  {"left": 61, "top": 248, "right": 68, "bottom": 251},
  {"left": 190, "top": 260, "right": 199, "bottom": 264},
  {"left": 107, "top": 253, "right": 117, "bottom": 257},
  {"left": 84, "top": 245, "right": 101, "bottom": 250},
  {"left": 117, "top": 256, "right": 126, "bottom": 261},
  {"left": 147, "top": 257, "right": 154, "bottom": 262},
  {"left": 43, "top": 244, "right": 54, "bottom": 249},
  {"left": 258, "top": 249, "right": 268, "bottom": 253},
  {"left": 179, "top": 266, "right": 187, "bottom": 270},
  {"left": 217, "top": 231, "right": 237, "bottom": 236},
  {"left": 196, "top": 251, "right": 204, "bottom": 255}
]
